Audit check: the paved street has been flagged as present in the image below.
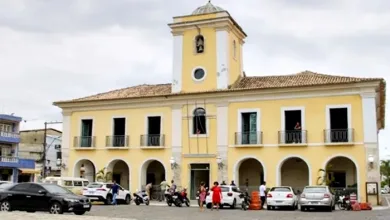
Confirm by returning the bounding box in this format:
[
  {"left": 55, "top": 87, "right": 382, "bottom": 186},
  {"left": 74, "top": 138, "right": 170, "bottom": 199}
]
[{"left": 81, "top": 204, "right": 390, "bottom": 220}]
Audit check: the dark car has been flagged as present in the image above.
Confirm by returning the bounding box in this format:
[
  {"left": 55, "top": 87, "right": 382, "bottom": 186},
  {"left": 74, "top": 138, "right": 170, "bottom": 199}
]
[{"left": 0, "top": 182, "right": 92, "bottom": 215}]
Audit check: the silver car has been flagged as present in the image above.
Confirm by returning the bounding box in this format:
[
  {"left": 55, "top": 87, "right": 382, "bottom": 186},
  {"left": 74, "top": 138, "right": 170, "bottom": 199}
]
[{"left": 299, "top": 186, "right": 335, "bottom": 212}]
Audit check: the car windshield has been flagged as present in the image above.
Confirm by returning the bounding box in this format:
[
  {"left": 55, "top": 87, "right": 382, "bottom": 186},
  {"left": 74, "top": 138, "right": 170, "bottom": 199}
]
[
  {"left": 270, "top": 187, "right": 291, "bottom": 192},
  {"left": 221, "top": 187, "right": 229, "bottom": 192},
  {"left": 43, "top": 184, "right": 73, "bottom": 194},
  {"left": 0, "top": 183, "right": 14, "bottom": 190},
  {"left": 304, "top": 187, "right": 326, "bottom": 193},
  {"left": 86, "top": 183, "right": 103, "bottom": 188}
]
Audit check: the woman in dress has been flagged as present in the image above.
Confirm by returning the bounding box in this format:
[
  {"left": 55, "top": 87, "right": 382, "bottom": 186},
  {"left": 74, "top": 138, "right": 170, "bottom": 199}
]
[
  {"left": 211, "top": 181, "right": 222, "bottom": 211},
  {"left": 199, "top": 181, "right": 206, "bottom": 211}
]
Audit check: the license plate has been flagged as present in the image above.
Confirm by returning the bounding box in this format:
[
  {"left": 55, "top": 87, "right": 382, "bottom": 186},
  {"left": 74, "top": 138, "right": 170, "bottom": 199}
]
[
  {"left": 83, "top": 204, "right": 90, "bottom": 208},
  {"left": 172, "top": 196, "right": 177, "bottom": 199},
  {"left": 275, "top": 201, "right": 283, "bottom": 203},
  {"left": 88, "top": 191, "right": 94, "bottom": 194},
  {"left": 310, "top": 202, "right": 318, "bottom": 204}
]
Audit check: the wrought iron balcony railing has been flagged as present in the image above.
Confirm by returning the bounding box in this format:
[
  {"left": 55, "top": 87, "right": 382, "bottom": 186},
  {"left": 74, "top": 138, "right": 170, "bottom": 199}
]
[
  {"left": 0, "top": 130, "right": 20, "bottom": 139},
  {"left": 140, "top": 134, "right": 165, "bottom": 147},
  {"left": 234, "top": 131, "right": 263, "bottom": 145},
  {"left": 106, "top": 135, "right": 129, "bottom": 147},
  {"left": 0, "top": 156, "right": 19, "bottom": 163},
  {"left": 73, "top": 136, "right": 95, "bottom": 148},
  {"left": 278, "top": 130, "right": 307, "bottom": 144},
  {"left": 324, "top": 129, "right": 354, "bottom": 143}
]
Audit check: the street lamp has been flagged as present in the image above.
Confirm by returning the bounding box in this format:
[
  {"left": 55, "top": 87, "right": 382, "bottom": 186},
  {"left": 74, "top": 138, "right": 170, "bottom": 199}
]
[
  {"left": 216, "top": 156, "right": 224, "bottom": 170},
  {"left": 368, "top": 155, "right": 375, "bottom": 168},
  {"left": 170, "top": 157, "right": 177, "bottom": 170},
  {"left": 56, "top": 158, "right": 62, "bottom": 167}
]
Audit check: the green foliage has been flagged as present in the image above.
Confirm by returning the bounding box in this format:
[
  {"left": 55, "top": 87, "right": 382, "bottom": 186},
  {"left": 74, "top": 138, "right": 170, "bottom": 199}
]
[
  {"left": 380, "top": 160, "right": 390, "bottom": 186},
  {"left": 96, "top": 167, "right": 112, "bottom": 183},
  {"left": 316, "top": 164, "right": 335, "bottom": 186}
]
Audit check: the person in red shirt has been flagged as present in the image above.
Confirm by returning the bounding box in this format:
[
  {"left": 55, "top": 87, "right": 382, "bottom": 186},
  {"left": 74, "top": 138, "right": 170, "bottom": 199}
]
[{"left": 211, "top": 181, "right": 222, "bottom": 210}]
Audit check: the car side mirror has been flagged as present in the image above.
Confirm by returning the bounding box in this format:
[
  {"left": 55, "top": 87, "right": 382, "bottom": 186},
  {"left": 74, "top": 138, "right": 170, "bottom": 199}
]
[{"left": 38, "top": 190, "right": 47, "bottom": 195}]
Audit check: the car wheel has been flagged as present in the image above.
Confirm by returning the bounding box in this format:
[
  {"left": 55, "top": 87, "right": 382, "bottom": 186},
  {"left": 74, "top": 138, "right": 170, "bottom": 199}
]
[
  {"left": 74, "top": 211, "right": 86, "bottom": 215},
  {"left": 105, "top": 195, "right": 112, "bottom": 205},
  {"left": 125, "top": 195, "right": 131, "bottom": 205},
  {"left": 206, "top": 203, "right": 212, "bottom": 209},
  {"left": 230, "top": 199, "right": 236, "bottom": 209},
  {"left": 0, "top": 201, "right": 11, "bottom": 212},
  {"left": 49, "top": 202, "right": 63, "bottom": 214},
  {"left": 328, "top": 205, "right": 333, "bottom": 212}
]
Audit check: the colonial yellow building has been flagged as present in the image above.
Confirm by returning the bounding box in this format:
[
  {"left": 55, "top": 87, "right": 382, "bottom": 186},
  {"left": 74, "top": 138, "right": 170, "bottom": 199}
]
[{"left": 54, "top": 2, "right": 386, "bottom": 204}]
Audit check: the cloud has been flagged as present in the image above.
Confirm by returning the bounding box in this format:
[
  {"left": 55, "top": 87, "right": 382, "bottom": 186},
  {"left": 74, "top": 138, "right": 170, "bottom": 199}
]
[{"left": 0, "top": 0, "right": 389, "bottom": 157}]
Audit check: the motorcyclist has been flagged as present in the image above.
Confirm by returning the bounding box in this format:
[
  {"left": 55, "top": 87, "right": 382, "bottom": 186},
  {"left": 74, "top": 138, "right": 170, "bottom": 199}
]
[{"left": 169, "top": 180, "right": 177, "bottom": 194}]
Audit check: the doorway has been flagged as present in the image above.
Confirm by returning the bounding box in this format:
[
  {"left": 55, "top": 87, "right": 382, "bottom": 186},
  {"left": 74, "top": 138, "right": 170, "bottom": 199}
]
[
  {"left": 190, "top": 163, "right": 210, "bottom": 200},
  {"left": 112, "top": 174, "right": 121, "bottom": 185}
]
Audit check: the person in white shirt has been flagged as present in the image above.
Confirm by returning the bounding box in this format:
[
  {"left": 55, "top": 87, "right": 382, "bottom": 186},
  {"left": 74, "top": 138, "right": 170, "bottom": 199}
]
[{"left": 259, "top": 181, "right": 267, "bottom": 209}]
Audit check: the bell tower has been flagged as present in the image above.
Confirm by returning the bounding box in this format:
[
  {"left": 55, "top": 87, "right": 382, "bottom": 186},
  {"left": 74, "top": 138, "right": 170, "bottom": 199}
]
[{"left": 169, "top": 1, "right": 247, "bottom": 93}]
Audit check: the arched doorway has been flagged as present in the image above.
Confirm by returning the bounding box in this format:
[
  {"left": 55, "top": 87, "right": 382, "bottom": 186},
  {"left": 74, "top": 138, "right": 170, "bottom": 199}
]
[
  {"left": 279, "top": 157, "right": 310, "bottom": 193},
  {"left": 325, "top": 156, "right": 358, "bottom": 195},
  {"left": 140, "top": 159, "right": 166, "bottom": 200},
  {"left": 107, "top": 159, "right": 130, "bottom": 190},
  {"left": 74, "top": 159, "right": 96, "bottom": 182},
  {"left": 236, "top": 157, "right": 265, "bottom": 193}
]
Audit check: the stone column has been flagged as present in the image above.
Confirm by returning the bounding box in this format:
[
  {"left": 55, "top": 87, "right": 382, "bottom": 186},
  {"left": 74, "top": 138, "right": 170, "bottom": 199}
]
[
  {"left": 171, "top": 105, "right": 182, "bottom": 186},
  {"left": 361, "top": 91, "right": 381, "bottom": 204},
  {"left": 217, "top": 102, "right": 229, "bottom": 182},
  {"left": 61, "top": 111, "right": 71, "bottom": 177}
]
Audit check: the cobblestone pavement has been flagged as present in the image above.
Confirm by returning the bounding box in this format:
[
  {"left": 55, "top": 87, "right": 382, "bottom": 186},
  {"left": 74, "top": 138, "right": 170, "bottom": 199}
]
[{"left": 83, "top": 204, "right": 390, "bottom": 220}]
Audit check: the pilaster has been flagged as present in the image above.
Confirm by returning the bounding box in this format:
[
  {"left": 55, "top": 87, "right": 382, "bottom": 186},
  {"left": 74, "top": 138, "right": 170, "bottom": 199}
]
[
  {"left": 61, "top": 111, "right": 71, "bottom": 176},
  {"left": 216, "top": 102, "right": 229, "bottom": 182},
  {"left": 171, "top": 105, "right": 182, "bottom": 185}
]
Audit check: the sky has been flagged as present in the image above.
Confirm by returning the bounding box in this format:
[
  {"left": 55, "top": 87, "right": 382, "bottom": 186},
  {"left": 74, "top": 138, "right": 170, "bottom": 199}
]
[{"left": 0, "top": 0, "right": 389, "bottom": 157}]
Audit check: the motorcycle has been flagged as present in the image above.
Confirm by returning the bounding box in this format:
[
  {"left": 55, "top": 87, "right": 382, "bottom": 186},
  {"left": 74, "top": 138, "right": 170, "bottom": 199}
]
[
  {"left": 165, "top": 189, "right": 182, "bottom": 207},
  {"left": 133, "top": 190, "right": 150, "bottom": 206},
  {"left": 239, "top": 191, "right": 251, "bottom": 211},
  {"left": 179, "top": 188, "right": 190, "bottom": 207},
  {"left": 337, "top": 195, "right": 352, "bottom": 210}
]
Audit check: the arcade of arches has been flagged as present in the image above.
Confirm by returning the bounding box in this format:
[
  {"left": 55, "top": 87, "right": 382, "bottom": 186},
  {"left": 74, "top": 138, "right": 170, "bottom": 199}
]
[
  {"left": 107, "top": 160, "right": 130, "bottom": 190},
  {"left": 141, "top": 160, "right": 166, "bottom": 188},
  {"left": 280, "top": 157, "right": 309, "bottom": 192},
  {"left": 326, "top": 156, "right": 357, "bottom": 189},
  {"left": 74, "top": 159, "right": 95, "bottom": 183}
]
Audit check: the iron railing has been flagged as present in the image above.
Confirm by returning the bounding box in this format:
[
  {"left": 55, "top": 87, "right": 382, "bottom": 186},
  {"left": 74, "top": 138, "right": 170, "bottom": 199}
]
[
  {"left": 105, "top": 135, "right": 129, "bottom": 147},
  {"left": 324, "top": 129, "right": 354, "bottom": 143},
  {"left": 234, "top": 131, "right": 263, "bottom": 145},
  {"left": 0, "top": 156, "right": 18, "bottom": 163},
  {"left": 140, "top": 134, "right": 165, "bottom": 147},
  {"left": 0, "top": 130, "right": 19, "bottom": 139},
  {"left": 278, "top": 130, "right": 307, "bottom": 144},
  {"left": 73, "top": 136, "right": 95, "bottom": 148}
]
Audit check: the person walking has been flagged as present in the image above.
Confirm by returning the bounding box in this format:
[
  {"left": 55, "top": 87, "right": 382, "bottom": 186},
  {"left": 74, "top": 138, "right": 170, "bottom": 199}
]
[
  {"left": 159, "top": 179, "right": 169, "bottom": 202},
  {"left": 259, "top": 181, "right": 267, "bottom": 209},
  {"left": 199, "top": 181, "right": 207, "bottom": 212},
  {"left": 111, "top": 180, "right": 119, "bottom": 205},
  {"left": 211, "top": 181, "right": 222, "bottom": 211},
  {"left": 145, "top": 182, "right": 152, "bottom": 199}
]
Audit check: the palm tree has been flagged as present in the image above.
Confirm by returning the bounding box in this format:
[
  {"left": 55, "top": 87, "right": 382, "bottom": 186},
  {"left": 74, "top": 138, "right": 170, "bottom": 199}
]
[
  {"left": 96, "top": 167, "right": 112, "bottom": 182},
  {"left": 380, "top": 160, "right": 390, "bottom": 186},
  {"left": 317, "top": 164, "right": 334, "bottom": 186}
]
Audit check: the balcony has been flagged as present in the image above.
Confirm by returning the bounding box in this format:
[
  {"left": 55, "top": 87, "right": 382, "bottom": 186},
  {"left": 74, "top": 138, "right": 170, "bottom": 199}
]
[
  {"left": 0, "top": 156, "right": 19, "bottom": 168},
  {"left": 324, "top": 129, "right": 354, "bottom": 145},
  {"left": 73, "top": 136, "right": 95, "bottom": 149},
  {"left": 278, "top": 130, "right": 308, "bottom": 146},
  {"left": 234, "top": 131, "right": 263, "bottom": 147},
  {"left": 140, "top": 134, "right": 165, "bottom": 148},
  {"left": 106, "top": 135, "right": 129, "bottom": 148},
  {"left": 0, "top": 130, "right": 20, "bottom": 144}
]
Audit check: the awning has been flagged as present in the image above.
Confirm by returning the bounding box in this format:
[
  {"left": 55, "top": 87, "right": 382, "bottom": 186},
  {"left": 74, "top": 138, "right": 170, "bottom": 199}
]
[{"left": 19, "top": 169, "right": 40, "bottom": 174}]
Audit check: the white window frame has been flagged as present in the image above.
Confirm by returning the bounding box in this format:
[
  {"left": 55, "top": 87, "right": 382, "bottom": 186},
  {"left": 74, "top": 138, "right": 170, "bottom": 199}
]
[
  {"left": 194, "top": 34, "right": 206, "bottom": 55},
  {"left": 325, "top": 104, "right": 352, "bottom": 143},
  {"left": 191, "top": 66, "right": 207, "bottom": 82},
  {"left": 144, "top": 114, "right": 164, "bottom": 142},
  {"left": 236, "top": 108, "right": 261, "bottom": 145},
  {"left": 190, "top": 107, "right": 210, "bottom": 138},
  {"left": 110, "top": 116, "right": 127, "bottom": 147},
  {"left": 280, "top": 107, "right": 306, "bottom": 144},
  {"left": 78, "top": 117, "right": 95, "bottom": 147}
]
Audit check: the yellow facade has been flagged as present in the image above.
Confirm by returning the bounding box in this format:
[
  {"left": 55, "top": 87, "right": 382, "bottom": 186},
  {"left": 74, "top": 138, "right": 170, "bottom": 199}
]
[{"left": 55, "top": 2, "right": 385, "bottom": 205}]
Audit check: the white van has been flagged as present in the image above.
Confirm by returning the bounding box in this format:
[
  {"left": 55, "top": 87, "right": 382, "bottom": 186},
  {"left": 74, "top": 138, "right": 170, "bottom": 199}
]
[{"left": 43, "top": 177, "right": 89, "bottom": 195}]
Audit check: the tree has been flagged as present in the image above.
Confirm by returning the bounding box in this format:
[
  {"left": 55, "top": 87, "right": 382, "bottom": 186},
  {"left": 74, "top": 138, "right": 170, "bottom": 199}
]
[
  {"left": 317, "top": 164, "right": 335, "bottom": 186},
  {"left": 96, "top": 167, "right": 112, "bottom": 183},
  {"left": 380, "top": 160, "right": 390, "bottom": 186}
]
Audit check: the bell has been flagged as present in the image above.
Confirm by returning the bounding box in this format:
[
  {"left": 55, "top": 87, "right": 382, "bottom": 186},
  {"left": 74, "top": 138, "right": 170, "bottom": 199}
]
[{"left": 198, "top": 45, "right": 204, "bottom": 52}]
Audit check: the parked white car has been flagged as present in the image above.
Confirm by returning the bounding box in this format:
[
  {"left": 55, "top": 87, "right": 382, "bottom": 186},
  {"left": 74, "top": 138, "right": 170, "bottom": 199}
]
[
  {"left": 266, "top": 186, "right": 299, "bottom": 210},
  {"left": 0, "top": 181, "right": 10, "bottom": 185},
  {"left": 206, "top": 185, "right": 242, "bottom": 209},
  {"left": 299, "top": 186, "right": 335, "bottom": 212},
  {"left": 82, "top": 182, "right": 131, "bottom": 205}
]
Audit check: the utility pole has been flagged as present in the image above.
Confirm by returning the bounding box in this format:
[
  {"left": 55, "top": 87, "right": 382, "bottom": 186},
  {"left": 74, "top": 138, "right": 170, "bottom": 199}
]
[{"left": 42, "top": 121, "right": 62, "bottom": 178}]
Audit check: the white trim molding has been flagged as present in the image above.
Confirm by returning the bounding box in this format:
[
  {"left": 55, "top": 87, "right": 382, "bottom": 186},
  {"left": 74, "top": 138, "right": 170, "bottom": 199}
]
[
  {"left": 139, "top": 158, "right": 168, "bottom": 190},
  {"left": 325, "top": 104, "right": 352, "bottom": 143},
  {"left": 172, "top": 34, "right": 183, "bottom": 93},
  {"left": 144, "top": 113, "right": 164, "bottom": 136},
  {"left": 61, "top": 113, "right": 71, "bottom": 175},
  {"left": 77, "top": 117, "right": 95, "bottom": 148},
  {"left": 280, "top": 106, "right": 306, "bottom": 144},
  {"left": 233, "top": 156, "right": 267, "bottom": 186},
  {"left": 276, "top": 155, "right": 312, "bottom": 186},
  {"left": 106, "top": 158, "right": 132, "bottom": 190},
  {"left": 236, "top": 108, "right": 262, "bottom": 145},
  {"left": 109, "top": 116, "right": 128, "bottom": 147},
  {"left": 191, "top": 66, "right": 207, "bottom": 82},
  {"left": 322, "top": 154, "right": 360, "bottom": 202},
  {"left": 189, "top": 107, "right": 210, "bottom": 138},
  {"left": 216, "top": 29, "right": 229, "bottom": 89},
  {"left": 72, "top": 158, "right": 97, "bottom": 180},
  {"left": 360, "top": 93, "right": 378, "bottom": 144}
]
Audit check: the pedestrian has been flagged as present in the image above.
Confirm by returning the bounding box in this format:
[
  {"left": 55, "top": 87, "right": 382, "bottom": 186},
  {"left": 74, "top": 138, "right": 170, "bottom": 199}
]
[
  {"left": 230, "top": 180, "right": 236, "bottom": 186},
  {"left": 111, "top": 180, "right": 119, "bottom": 205},
  {"left": 199, "top": 181, "right": 207, "bottom": 212},
  {"left": 259, "top": 181, "right": 266, "bottom": 209},
  {"left": 221, "top": 180, "right": 227, "bottom": 185},
  {"left": 170, "top": 180, "right": 177, "bottom": 193},
  {"left": 159, "top": 179, "right": 168, "bottom": 201},
  {"left": 145, "top": 182, "right": 152, "bottom": 199},
  {"left": 211, "top": 181, "right": 222, "bottom": 211}
]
